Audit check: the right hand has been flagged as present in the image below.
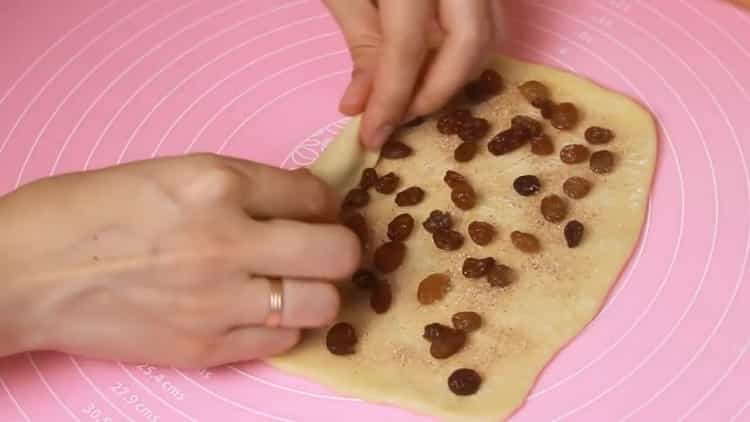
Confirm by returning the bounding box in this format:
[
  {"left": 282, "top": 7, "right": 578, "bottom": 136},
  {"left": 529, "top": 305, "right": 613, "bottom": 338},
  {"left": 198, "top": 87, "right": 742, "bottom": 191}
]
[{"left": 0, "top": 153, "right": 360, "bottom": 368}]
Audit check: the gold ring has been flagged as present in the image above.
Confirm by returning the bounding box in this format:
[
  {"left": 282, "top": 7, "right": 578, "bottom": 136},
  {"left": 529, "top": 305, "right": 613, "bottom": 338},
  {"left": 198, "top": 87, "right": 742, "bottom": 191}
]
[{"left": 265, "top": 277, "right": 284, "bottom": 328}]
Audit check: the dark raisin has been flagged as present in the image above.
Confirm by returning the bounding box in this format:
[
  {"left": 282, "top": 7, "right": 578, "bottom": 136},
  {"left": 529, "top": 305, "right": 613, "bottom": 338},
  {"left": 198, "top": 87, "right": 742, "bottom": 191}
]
[
  {"left": 540, "top": 194, "right": 568, "bottom": 223},
  {"left": 423, "top": 210, "right": 453, "bottom": 233},
  {"left": 462, "top": 257, "right": 496, "bottom": 278},
  {"left": 373, "top": 241, "right": 406, "bottom": 273},
  {"left": 423, "top": 323, "right": 453, "bottom": 342},
  {"left": 563, "top": 177, "right": 592, "bottom": 199},
  {"left": 430, "top": 329, "right": 466, "bottom": 359},
  {"left": 433, "top": 229, "right": 464, "bottom": 251},
  {"left": 359, "top": 168, "right": 378, "bottom": 190},
  {"left": 352, "top": 269, "right": 377, "bottom": 290},
  {"left": 550, "top": 102, "right": 579, "bottom": 130},
  {"left": 535, "top": 99, "right": 557, "bottom": 119},
  {"left": 454, "top": 142, "right": 478, "bottom": 162},
  {"left": 341, "top": 211, "right": 368, "bottom": 245},
  {"left": 387, "top": 213, "right": 414, "bottom": 241},
  {"left": 564, "top": 220, "right": 584, "bottom": 248},
  {"left": 519, "top": 80, "right": 550, "bottom": 104},
  {"left": 487, "top": 264, "right": 516, "bottom": 287},
  {"left": 590, "top": 150, "right": 615, "bottom": 174},
  {"left": 374, "top": 172, "right": 400, "bottom": 194},
  {"left": 458, "top": 118, "right": 490, "bottom": 142},
  {"left": 468, "top": 221, "right": 496, "bottom": 246},
  {"left": 448, "top": 368, "right": 481, "bottom": 395},
  {"left": 511, "top": 231, "right": 540, "bottom": 253},
  {"left": 326, "top": 322, "right": 357, "bottom": 355},
  {"left": 395, "top": 186, "right": 425, "bottom": 206},
  {"left": 585, "top": 126, "right": 615, "bottom": 144},
  {"left": 444, "top": 170, "right": 467, "bottom": 189},
  {"left": 451, "top": 184, "right": 476, "bottom": 210},
  {"left": 370, "top": 280, "right": 392, "bottom": 314},
  {"left": 417, "top": 273, "right": 451, "bottom": 305},
  {"left": 403, "top": 116, "right": 425, "bottom": 127},
  {"left": 488, "top": 127, "right": 529, "bottom": 155},
  {"left": 343, "top": 188, "right": 370, "bottom": 208},
  {"left": 465, "top": 70, "right": 503, "bottom": 103},
  {"left": 381, "top": 140, "right": 412, "bottom": 159},
  {"left": 560, "top": 144, "right": 590, "bottom": 164},
  {"left": 530, "top": 134, "right": 554, "bottom": 155},
  {"left": 513, "top": 175, "right": 541, "bottom": 196},
  {"left": 452, "top": 312, "right": 482, "bottom": 333},
  {"left": 480, "top": 69, "right": 504, "bottom": 92},
  {"left": 437, "top": 109, "right": 472, "bottom": 135},
  {"left": 511, "top": 115, "right": 543, "bottom": 137}
]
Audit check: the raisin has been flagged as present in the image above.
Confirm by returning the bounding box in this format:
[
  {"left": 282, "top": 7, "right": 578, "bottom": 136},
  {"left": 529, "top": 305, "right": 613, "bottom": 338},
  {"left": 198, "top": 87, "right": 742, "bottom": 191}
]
[
  {"left": 387, "top": 213, "right": 414, "bottom": 241},
  {"left": 590, "top": 150, "right": 615, "bottom": 174},
  {"left": 433, "top": 229, "right": 464, "bottom": 251},
  {"left": 417, "top": 273, "right": 451, "bottom": 305},
  {"left": 530, "top": 134, "right": 554, "bottom": 155},
  {"left": 444, "top": 170, "right": 467, "bottom": 189},
  {"left": 487, "top": 264, "right": 516, "bottom": 287},
  {"left": 511, "top": 115, "right": 543, "bottom": 137},
  {"left": 381, "top": 140, "right": 412, "bottom": 159},
  {"left": 458, "top": 118, "right": 490, "bottom": 142},
  {"left": 480, "top": 69, "right": 504, "bottom": 92},
  {"left": 462, "top": 257, "right": 496, "bottom": 278},
  {"left": 564, "top": 220, "right": 584, "bottom": 248},
  {"left": 540, "top": 194, "right": 568, "bottom": 223},
  {"left": 468, "top": 221, "right": 496, "bottom": 246},
  {"left": 343, "top": 188, "right": 370, "bottom": 208},
  {"left": 403, "top": 116, "right": 425, "bottom": 127},
  {"left": 519, "top": 80, "right": 550, "bottom": 104},
  {"left": 370, "top": 280, "right": 392, "bottom": 314},
  {"left": 452, "top": 312, "right": 482, "bottom": 333},
  {"left": 437, "top": 109, "right": 472, "bottom": 135},
  {"left": 359, "top": 168, "right": 378, "bottom": 190},
  {"left": 511, "top": 231, "right": 540, "bottom": 253},
  {"left": 550, "top": 102, "right": 579, "bottom": 130},
  {"left": 352, "top": 269, "right": 377, "bottom": 290},
  {"left": 488, "top": 127, "right": 530, "bottom": 155},
  {"left": 454, "top": 142, "right": 478, "bottom": 162},
  {"left": 465, "top": 69, "right": 503, "bottom": 102},
  {"left": 395, "top": 186, "right": 425, "bottom": 206},
  {"left": 373, "top": 241, "right": 406, "bottom": 273},
  {"left": 563, "top": 177, "right": 592, "bottom": 199},
  {"left": 423, "top": 323, "right": 453, "bottom": 342},
  {"left": 585, "top": 126, "right": 615, "bottom": 144},
  {"left": 423, "top": 210, "right": 453, "bottom": 233},
  {"left": 560, "top": 144, "right": 590, "bottom": 164},
  {"left": 374, "top": 172, "right": 400, "bottom": 194},
  {"left": 448, "top": 369, "right": 482, "bottom": 396},
  {"left": 326, "top": 322, "right": 357, "bottom": 355},
  {"left": 513, "top": 175, "right": 541, "bottom": 196},
  {"left": 535, "top": 99, "right": 557, "bottom": 119},
  {"left": 341, "top": 211, "right": 368, "bottom": 245},
  {"left": 430, "top": 329, "right": 466, "bottom": 359},
  {"left": 451, "top": 184, "right": 476, "bottom": 210}
]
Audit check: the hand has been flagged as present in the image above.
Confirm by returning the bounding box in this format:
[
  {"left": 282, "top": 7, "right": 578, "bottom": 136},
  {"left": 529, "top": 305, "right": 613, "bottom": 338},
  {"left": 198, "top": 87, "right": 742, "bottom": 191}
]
[
  {"left": 0, "top": 154, "right": 360, "bottom": 367},
  {"left": 324, "top": 0, "right": 505, "bottom": 149}
]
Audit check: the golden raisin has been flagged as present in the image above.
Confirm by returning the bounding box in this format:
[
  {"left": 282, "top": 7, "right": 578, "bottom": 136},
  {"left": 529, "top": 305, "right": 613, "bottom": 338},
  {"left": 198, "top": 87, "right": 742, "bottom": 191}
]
[
  {"left": 519, "top": 80, "right": 550, "bottom": 104},
  {"left": 511, "top": 231, "right": 540, "bottom": 253},
  {"left": 468, "top": 221, "right": 496, "bottom": 246},
  {"left": 590, "top": 150, "right": 615, "bottom": 174},
  {"left": 560, "top": 144, "right": 590, "bottom": 164},
  {"left": 540, "top": 194, "right": 568, "bottom": 223},
  {"left": 417, "top": 273, "right": 451, "bottom": 305},
  {"left": 563, "top": 177, "right": 592, "bottom": 199},
  {"left": 430, "top": 329, "right": 466, "bottom": 359},
  {"left": 487, "top": 264, "right": 516, "bottom": 287},
  {"left": 550, "top": 102, "right": 579, "bottom": 130},
  {"left": 452, "top": 312, "right": 482, "bottom": 333},
  {"left": 585, "top": 126, "right": 615, "bottom": 144}
]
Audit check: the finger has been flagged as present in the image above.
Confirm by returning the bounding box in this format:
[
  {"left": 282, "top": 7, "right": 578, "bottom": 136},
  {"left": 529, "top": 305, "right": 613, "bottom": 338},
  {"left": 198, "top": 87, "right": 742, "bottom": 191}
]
[
  {"left": 359, "top": 0, "right": 435, "bottom": 149},
  {"left": 408, "top": 0, "right": 493, "bottom": 116},
  {"left": 205, "top": 327, "right": 301, "bottom": 365},
  {"left": 340, "top": 53, "right": 376, "bottom": 115},
  {"left": 489, "top": 0, "right": 506, "bottom": 44},
  {"left": 242, "top": 219, "right": 361, "bottom": 279}
]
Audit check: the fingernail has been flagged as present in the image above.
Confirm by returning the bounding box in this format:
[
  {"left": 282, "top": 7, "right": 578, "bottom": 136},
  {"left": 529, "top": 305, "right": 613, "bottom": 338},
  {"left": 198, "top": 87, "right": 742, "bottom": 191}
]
[{"left": 370, "top": 124, "right": 394, "bottom": 148}]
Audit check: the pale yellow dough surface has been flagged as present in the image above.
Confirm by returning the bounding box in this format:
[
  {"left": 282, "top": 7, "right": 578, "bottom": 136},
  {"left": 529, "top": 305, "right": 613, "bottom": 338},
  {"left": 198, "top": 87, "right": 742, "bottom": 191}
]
[{"left": 269, "top": 56, "right": 657, "bottom": 421}]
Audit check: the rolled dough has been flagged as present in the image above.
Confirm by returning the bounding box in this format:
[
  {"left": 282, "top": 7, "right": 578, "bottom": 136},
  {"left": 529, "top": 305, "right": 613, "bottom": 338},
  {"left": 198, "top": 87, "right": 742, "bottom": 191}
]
[{"left": 269, "top": 55, "right": 657, "bottom": 421}]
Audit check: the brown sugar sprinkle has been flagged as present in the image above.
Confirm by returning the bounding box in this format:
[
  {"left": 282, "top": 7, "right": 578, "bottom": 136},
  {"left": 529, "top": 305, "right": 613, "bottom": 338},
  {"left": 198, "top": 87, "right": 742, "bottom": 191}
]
[
  {"left": 564, "top": 220, "right": 585, "bottom": 248},
  {"left": 585, "top": 126, "right": 615, "bottom": 144},
  {"left": 444, "top": 170, "right": 468, "bottom": 189},
  {"left": 395, "top": 186, "right": 425, "bottom": 206},
  {"left": 326, "top": 322, "right": 357, "bottom": 355},
  {"left": 452, "top": 312, "right": 482, "bottom": 333},
  {"left": 417, "top": 273, "right": 451, "bottom": 305},
  {"left": 465, "top": 69, "right": 504, "bottom": 103},
  {"left": 550, "top": 102, "right": 579, "bottom": 130},
  {"left": 519, "top": 80, "right": 550, "bottom": 104},
  {"left": 530, "top": 134, "right": 555, "bottom": 155},
  {"left": 511, "top": 115, "right": 543, "bottom": 137},
  {"left": 560, "top": 144, "right": 590, "bottom": 164},
  {"left": 451, "top": 184, "right": 477, "bottom": 210},
  {"left": 511, "top": 231, "right": 541, "bottom": 253},
  {"left": 462, "top": 257, "right": 496, "bottom": 279},
  {"left": 351, "top": 269, "right": 377, "bottom": 290},
  {"left": 487, "top": 264, "right": 516, "bottom": 287},
  {"left": 374, "top": 172, "right": 400, "bottom": 194},
  {"left": 590, "top": 150, "right": 615, "bottom": 174},
  {"left": 457, "top": 117, "right": 490, "bottom": 142},
  {"left": 430, "top": 329, "right": 467, "bottom": 359},
  {"left": 387, "top": 213, "right": 414, "bottom": 241},
  {"left": 359, "top": 168, "right": 378, "bottom": 190},
  {"left": 454, "top": 141, "right": 478, "bottom": 162},
  {"left": 535, "top": 99, "right": 557, "bottom": 119},
  {"left": 563, "top": 177, "right": 592, "bottom": 199},
  {"left": 540, "top": 194, "right": 568, "bottom": 223},
  {"left": 468, "top": 221, "right": 496, "bottom": 246},
  {"left": 341, "top": 211, "right": 368, "bottom": 245},
  {"left": 448, "top": 368, "right": 482, "bottom": 396},
  {"left": 370, "top": 280, "right": 392, "bottom": 314},
  {"left": 437, "top": 109, "right": 472, "bottom": 135},
  {"left": 423, "top": 210, "right": 454, "bottom": 233},
  {"left": 342, "top": 188, "right": 370, "bottom": 208},
  {"left": 433, "top": 229, "right": 465, "bottom": 251},
  {"left": 381, "top": 140, "right": 413, "bottom": 159},
  {"left": 513, "top": 175, "right": 542, "bottom": 196},
  {"left": 423, "top": 323, "right": 454, "bottom": 342},
  {"left": 373, "top": 241, "right": 406, "bottom": 273}
]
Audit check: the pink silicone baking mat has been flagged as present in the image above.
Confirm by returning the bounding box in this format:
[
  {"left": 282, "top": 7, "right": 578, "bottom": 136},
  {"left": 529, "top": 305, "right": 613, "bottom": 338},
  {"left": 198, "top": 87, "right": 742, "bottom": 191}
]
[{"left": 1, "top": 0, "right": 749, "bottom": 421}]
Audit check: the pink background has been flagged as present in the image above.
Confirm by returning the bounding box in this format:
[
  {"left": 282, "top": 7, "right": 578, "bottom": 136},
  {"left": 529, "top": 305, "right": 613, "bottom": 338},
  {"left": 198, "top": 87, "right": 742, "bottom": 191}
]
[{"left": 1, "top": 0, "right": 749, "bottom": 421}]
